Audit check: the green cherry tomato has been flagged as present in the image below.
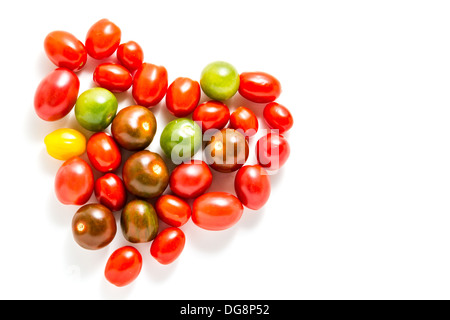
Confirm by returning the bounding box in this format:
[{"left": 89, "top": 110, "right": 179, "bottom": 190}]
[
  {"left": 160, "top": 118, "right": 202, "bottom": 163},
  {"left": 75, "top": 88, "right": 118, "bottom": 132},
  {"left": 200, "top": 61, "right": 240, "bottom": 101}
]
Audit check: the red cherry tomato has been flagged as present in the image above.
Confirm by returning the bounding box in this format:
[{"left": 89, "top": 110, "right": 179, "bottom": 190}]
[
  {"left": 86, "top": 132, "right": 122, "bottom": 172},
  {"left": 256, "top": 133, "right": 290, "bottom": 170},
  {"left": 104, "top": 246, "right": 142, "bottom": 287},
  {"left": 93, "top": 63, "right": 132, "bottom": 93},
  {"left": 117, "top": 41, "right": 144, "bottom": 71},
  {"left": 94, "top": 173, "right": 127, "bottom": 211},
  {"left": 44, "top": 31, "right": 87, "bottom": 72},
  {"left": 165, "top": 77, "right": 201, "bottom": 117},
  {"left": 239, "top": 72, "right": 281, "bottom": 103},
  {"left": 229, "top": 106, "right": 259, "bottom": 137},
  {"left": 85, "top": 19, "right": 121, "bottom": 60},
  {"left": 192, "top": 101, "right": 230, "bottom": 133},
  {"left": 192, "top": 192, "right": 244, "bottom": 231},
  {"left": 34, "top": 68, "right": 80, "bottom": 121},
  {"left": 235, "top": 165, "right": 271, "bottom": 210},
  {"left": 263, "top": 102, "right": 293, "bottom": 133},
  {"left": 169, "top": 160, "right": 213, "bottom": 199},
  {"left": 132, "top": 63, "right": 168, "bottom": 107},
  {"left": 155, "top": 194, "right": 191, "bottom": 227},
  {"left": 150, "top": 227, "right": 186, "bottom": 265},
  {"left": 54, "top": 157, "right": 94, "bottom": 205}
]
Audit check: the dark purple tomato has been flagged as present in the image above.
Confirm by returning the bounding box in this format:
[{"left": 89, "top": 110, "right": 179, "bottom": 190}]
[{"left": 121, "top": 199, "right": 158, "bottom": 243}]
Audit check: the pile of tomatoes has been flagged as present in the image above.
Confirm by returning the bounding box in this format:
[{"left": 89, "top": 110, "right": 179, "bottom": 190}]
[{"left": 35, "top": 19, "right": 293, "bottom": 287}]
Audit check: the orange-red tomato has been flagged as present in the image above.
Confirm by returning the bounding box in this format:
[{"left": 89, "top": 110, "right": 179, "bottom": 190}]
[
  {"left": 155, "top": 194, "right": 191, "bottom": 227},
  {"left": 165, "top": 77, "right": 200, "bottom": 117},
  {"left": 117, "top": 41, "right": 144, "bottom": 71},
  {"left": 44, "top": 31, "right": 87, "bottom": 72},
  {"left": 263, "top": 102, "right": 293, "bottom": 133},
  {"left": 85, "top": 19, "right": 121, "bottom": 60},
  {"left": 150, "top": 227, "right": 186, "bottom": 265},
  {"left": 94, "top": 173, "right": 127, "bottom": 212},
  {"left": 235, "top": 165, "right": 271, "bottom": 210},
  {"left": 239, "top": 72, "right": 281, "bottom": 103},
  {"left": 256, "top": 133, "right": 290, "bottom": 170},
  {"left": 86, "top": 132, "right": 121, "bottom": 173},
  {"left": 105, "top": 246, "right": 142, "bottom": 287},
  {"left": 93, "top": 63, "right": 132, "bottom": 93},
  {"left": 132, "top": 63, "right": 168, "bottom": 107},
  {"left": 192, "top": 100, "right": 230, "bottom": 133},
  {"left": 169, "top": 160, "right": 213, "bottom": 199},
  {"left": 229, "top": 106, "right": 259, "bottom": 137}
]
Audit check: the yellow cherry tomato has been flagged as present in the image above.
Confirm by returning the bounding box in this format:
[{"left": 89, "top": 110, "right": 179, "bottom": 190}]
[{"left": 44, "top": 128, "right": 86, "bottom": 160}]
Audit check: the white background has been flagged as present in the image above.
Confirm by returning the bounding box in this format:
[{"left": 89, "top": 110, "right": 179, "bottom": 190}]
[{"left": 1, "top": 0, "right": 450, "bottom": 300}]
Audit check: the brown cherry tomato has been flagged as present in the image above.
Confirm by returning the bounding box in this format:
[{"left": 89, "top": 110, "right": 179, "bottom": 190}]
[
  {"left": 234, "top": 165, "right": 271, "bottom": 210},
  {"left": 105, "top": 246, "right": 142, "bottom": 287},
  {"left": 150, "top": 227, "right": 186, "bottom": 265},
  {"left": 155, "top": 194, "right": 191, "bottom": 227},
  {"left": 229, "top": 106, "right": 259, "bottom": 137},
  {"left": 44, "top": 31, "right": 87, "bottom": 72},
  {"left": 94, "top": 173, "right": 127, "bottom": 212},
  {"left": 132, "top": 63, "right": 168, "bottom": 107},
  {"left": 165, "top": 77, "right": 201, "bottom": 117},
  {"left": 192, "top": 100, "right": 230, "bottom": 133},
  {"left": 121, "top": 199, "right": 159, "bottom": 243},
  {"left": 263, "top": 102, "right": 294, "bottom": 133},
  {"left": 117, "top": 41, "right": 144, "bottom": 71},
  {"left": 169, "top": 160, "right": 213, "bottom": 199},
  {"left": 93, "top": 63, "right": 132, "bottom": 93},
  {"left": 86, "top": 132, "right": 121, "bottom": 173},
  {"left": 239, "top": 72, "right": 281, "bottom": 103},
  {"left": 85, "top": 19, "right": 121, "bottom": 60}
]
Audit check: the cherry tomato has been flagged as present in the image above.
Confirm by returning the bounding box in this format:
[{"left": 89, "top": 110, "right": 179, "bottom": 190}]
[
  {"left": 72, "top": 203, "right": 116, "bottom": 250},
  {"left": 117, "top": 41, "right": 144, "bottom": 71},
  {"left": 105, "top": 246, "right": 142, "bottom": 287},
  {"left": 121, "top": 199, "right": 159, "bottom": 243},
  {"left": 55, "top": 157, "right": 94, "bottom": 205},
  {"left": 229, "top": 106, "right": 259, "bottom": 137},
  {"left": 150, "top": 227, "right": 186, "bottom": 265},
  {"left": 192, "top": 101, "right": 230, "bottom": 133},
  {"left": 34, "top": 68, "right": 79, "bottom": 121},
  {"left": 44, "top": 128, "right": 86, "bottom": 161},
  {"left": 234, "top": 165, "right": 271, "bottom": 210},
  {"left": 155, "top": 195, "right": 191, "bottom": 227},
  {"left": 94, "top": 173, "right": 126, "bottom": 211},
  {"left": 256, "top": 133, "right": 290, "bottom": 170},
  {"left": 44, "top": 31, "right": 87, "bottom": 72},
  {"left": 85, "top": 19, "right": 121, "bottom": 60},
  {"left": 239, "top": 72, "right": 281, "bottom": 103},
  {"left": 200, "top": 61, "right": 240, "bottom": 101},
  {"left": 263, "top": 102, "right": 293, "bottom": 133},
  {"left": 86, "top": 132, "right": 121, "bottom": 172},
  {"left": 192, "top": 192, "right": 244, "bottom": 231},
  {"left": 169, "top": 160, "right": 213, "bottom": 199},
  {"left": 166, "top": 77, "right": 201, "bottom": 117},
  {"left": 93, "top": 63, "right": 132, "bottom": 93},
  {"left": 132, "top": 63, "right": 168, "bottom": 107}
]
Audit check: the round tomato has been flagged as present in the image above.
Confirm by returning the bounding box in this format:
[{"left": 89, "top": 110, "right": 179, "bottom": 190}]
[
  {"left": 132, "top": 63, "right": 168, "bottom": 107},
  {"left": 256, "top": 133, "right": 290, "bottom": 170},
  {"left": 34, "top": 68, "right": 79, "bottom": 121},
  {"left": 72, "top": 203, "right": 116, "bottom": 250},
  {"left": 121, "top": 199, "right": 159, "bottom": 243},
  {"left": 111, "top": 105, "right": 157, "bottom": 151},
  {"left": 93, "top": 63, "right": 132, "bottom": 93},
  {"left": 44, "top": 128, "right": 86, "bottom": 161},
  {"left": 44, "top": 31, "right": 87, "bottom": 72},
  {"left": 117, "top": 41, "right": 144, "bottom": 71},
  {"left": 234, "top": 165, "right": 271, "bottom": 210},
  {"left": 229, "top": 106, "right": 259, "bottom": 137},
  {"left": 86, "top": 132, "right": 121, "bottom": 172},
  {"left": 166, "top": 77, "right": 200, "bottom": 117},
  {"left": 192, "top": 100, "right": 230, "bottom": 133},
  {"left": 263, "top": 102, "right": 293, "bottom": 133},
  {"left": 105, "top": 246, "right": 142, "bottom": 287},
  {"left": 200, "top": 61, "right": 240, "bottom": 101},
  {"left": 169, "top": 160, "right": 212, "bottom": 199},
  {"left": 55, "top": 157, "right": 94, "bottom": 205},
  {"left": 94, "top": 173, "right": 126, "bottom": 212},
  {"left": 85, "top": 19, "right": 121, "bottom": 60},
  {"left": 192, "top": 192, "right": 244, "bottom": 231},
  {"left": 239, "top": 72, "right": 281, "bottom": 103},
  {"left": 150, "top": 227, "right": 186, "bottom": 265},
  {"left": 155, "top": 194, "right": 191, "bottom": 227}
]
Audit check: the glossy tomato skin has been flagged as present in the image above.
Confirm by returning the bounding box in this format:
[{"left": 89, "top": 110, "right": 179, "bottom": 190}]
[
  {"left": 85, "top": 19, "right": 121, "bottom": 60},
  {"left": 117, "top": 41, "right": 144, "bottom": 71},
  {"left": 192, "top": 101, "right": 230, "bottom": 133},
  {"left": 93, "top": 63, "right": 132, "bottom": 93},
  {"left": 122, "top": 150, "right": 169, "bottom": 199},
  {"left": 105, "top": 246, "right": 142, "bottom": 287},
  {"left": 55, "top": 157, "right": 94, "bottom": 205},
  {"left": 239, "top": 72, "right": 281, "bottom": 103},
  {"left": 166, "top": 77, "right": 201, "bottom": 117},
  {"left": 44, "top": 31, "right": 87, "bottom": 72},
  {"left": 234, "top": 165, "right": 271, "bottom": 210},
  {"left": 87, "top": 132, "right": 121, "bottom": 172},
  {"left": 150, "top": 227, "right": 186, "bottom": 265},
  {"left": 256, "top": 133, "right": 290, "bottom": 170},
  {"left": 192, "top": 192, "right": 244, "bottom": 231},
  {"left": 94, "top": 173, "right": 126, "bottom": 211},
  {"left": 72, "top": 203, "right": 116, "bottom": 250},
  {"left": 44, "top": 128, "right": 86, "bottom": 161},
  {"left": 34, "top": 68, "right": 80, "bottom": 121},
  {"left": 200, "top": 61, "right": 240, "bottom": 101},
  {"left": 229, "top": 106, "right": 259, "bottom": 137},
  {"left": 121, "top": 200, "right": 159, "bottom": 243},
  {"left": 111, "top": 105, "right": 157, "bottom": 151},
  {"left": 132, "top": 63, "right": 168, "bottom": 107},
  {"left": 263, "top": 102, "right": 293, "bottom": 133},
  {"left": 169, "top": 160, "right": 213, "bottom": 199},
  {"left": 155, "top": 195, "right": 191, "bottom": 227}
]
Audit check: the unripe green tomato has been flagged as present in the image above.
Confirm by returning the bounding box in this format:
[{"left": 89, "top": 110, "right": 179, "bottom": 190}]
[
  {"left": 75, "top": 88, "right": 118, "bottom": 132},
  {"left": 160, "top": 118, "right": 202, "bottom": 163},
  {"left": 200, "top": 61, "right": 239, "bottom": 101}
]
